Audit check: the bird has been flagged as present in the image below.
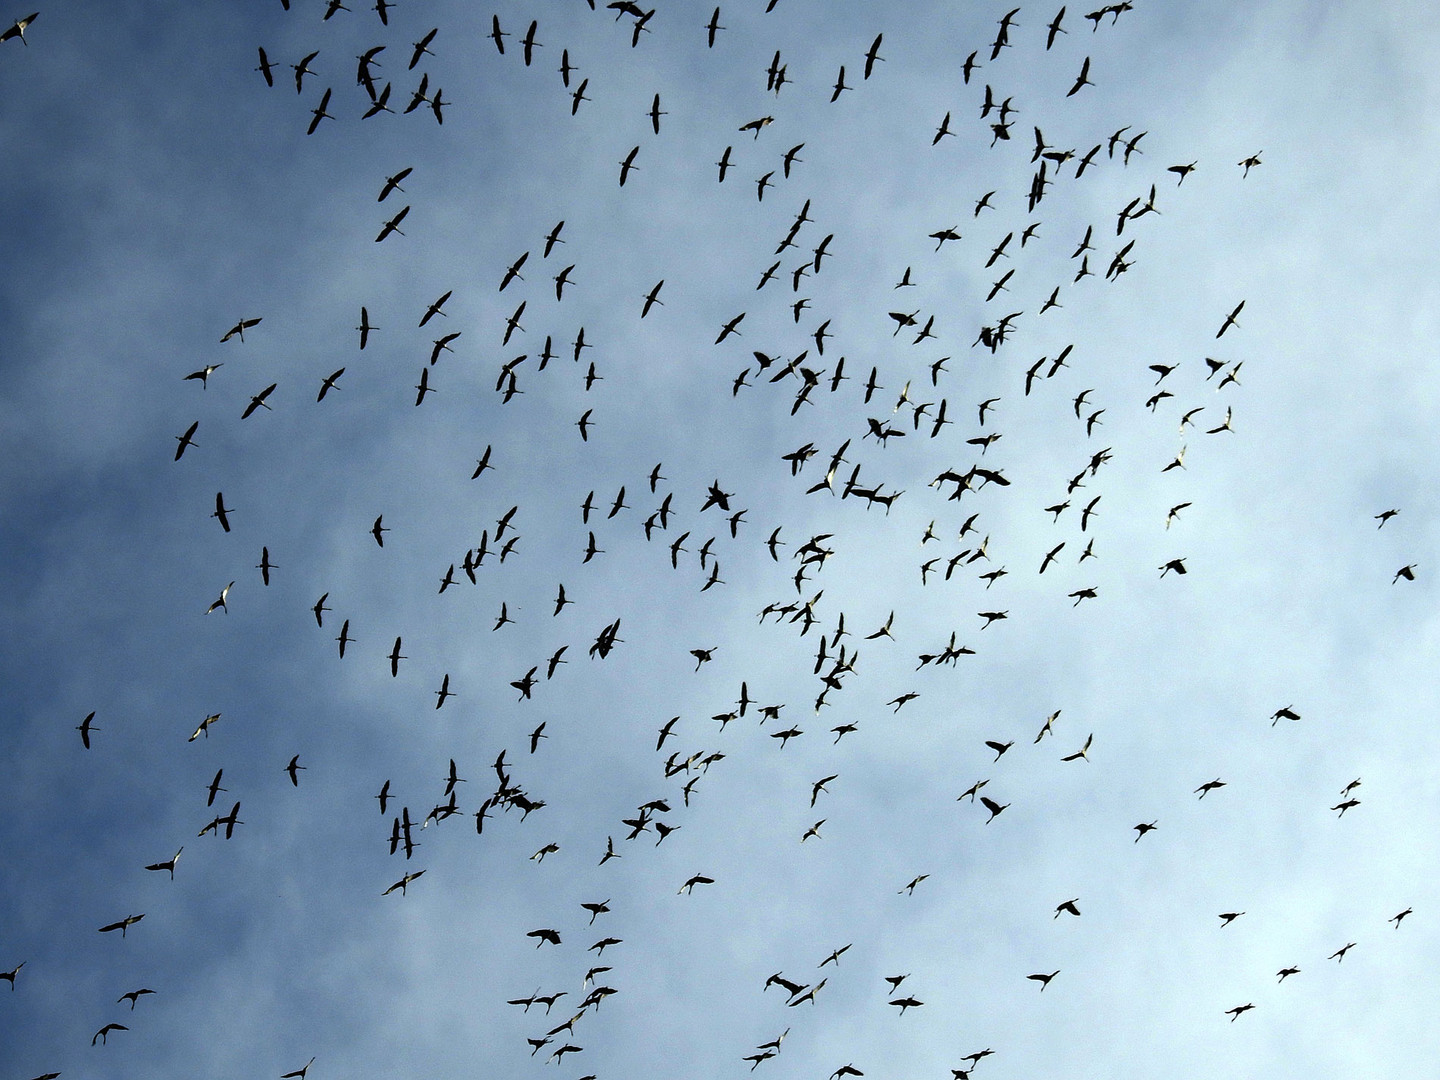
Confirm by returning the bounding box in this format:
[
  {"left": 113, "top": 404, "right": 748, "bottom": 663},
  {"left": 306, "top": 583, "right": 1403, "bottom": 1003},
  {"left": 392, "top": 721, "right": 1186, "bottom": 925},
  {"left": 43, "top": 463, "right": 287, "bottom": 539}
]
[
  {"left": 384, "top": 870, "right": 425, "bottom": 895},
  {"left": 376, "top": 205, "right": 409, "bottom": 241},
  {"left": 206, "top": 581, "right": 235, "bottom": 615},
  {"left": 76, "top": 710, "right": 98, "bottom": 748},
  {"left": 174, "top": 420, "right": 200, "bottom": 461},
  {"left": 118, "top": 987, "right": 157, "bottom": 1010},
  {"left": 280, "top": 1058, "right": 317, "bottom": 1080},
  {"left": 980, "top": 796, "right": 1009, "bottom": 823},
  {"left": 1027, "top": 970, "right": 1060, "bottom": 991},
  {"left": 1218, "top": 911, "right": 1245, "bottom": 926},
  {"left": 1225, "top": 1003, "right": 1255, "bottom": 1021},
  {"left": 1054, "top": 898, "right": 1081, "bottom": 918},
  {"left": 98, "top": 913, "right": 146, "bottom": 937},
  {"left": 1394, "top": 564, "right": 1416, "bottom": 583},
  {"left": 1133, "top": 821, "right": 1158, "bottom": 841},
  {"left": 92, "top": 1023, "right": 129, "bottom": 1045},
  {"left": 2, "top": 961, "right": 25, "bottom": 989},
  {"left": 705, "top": 6, "right": 724, "bottom": 46},
  {"left": 184, "top": 363, "right": 222, "bottom": 388},
  {"left": 1, "top": 12, "right": 39, "bottom": 45},
  {"left": 189, "top": 712, "right": 221, "bottom": 741},
  {"left": 145, "top": 847, "right": 184, "bottom": 878},
  {"left": 619, "top": 145, "right": 640, "bottom": 186},
  {"left": 255, "top": 546, "right": 275, "bottom": 586},
  {"left": 863, "top": 33, "right": 884, "bottom": 78},
  {"left": 285, "top": 755, "right": 306, "bottom": 786},
  {"left": 1217, "top": 300, "right": 1245, "bottom": 337},
  {"left": 306, "top": 87, "right": 334, "bottom": 135},
  {"left": 1061, "top": 733, "right": 1093, "bottom": 762},
  {"left": 372, "top": 516, "right": 388, "bottom": 546}
]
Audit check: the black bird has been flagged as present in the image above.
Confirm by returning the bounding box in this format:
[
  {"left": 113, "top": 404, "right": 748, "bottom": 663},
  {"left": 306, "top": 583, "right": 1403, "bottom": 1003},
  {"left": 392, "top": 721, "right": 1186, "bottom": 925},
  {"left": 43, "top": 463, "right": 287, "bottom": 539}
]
[
  {"left": 619, "top": 145, "right": 640, "bottom": 186},
  {"left": 98, "top": 913, "right": 146, "bottom": 937},
  {"left": 306, "top": 87, "right": 334, "bottom": 135},
  {"left": 411, "top": 27, "right": 437, "bottom": 69},
  {"left": 706, "top": 7, "right": 724, "bottom": 46},
  {"left": 256, "top": 546, "right": 275, "bottom": 586},
  {"left": 174, "top": 420, "right": 200, "bottom": 460},
  {"left": 376, "top": 205, "right": 409, "bottom": 242},
  {"left": 317, "top": 368, "right": 345, "bottom": 401},
  {"left": 863, "top": 33, "right": 884, "bottom": 78},
  {"left": 76, "top": 710, "right": 98, "bottom": 748}
]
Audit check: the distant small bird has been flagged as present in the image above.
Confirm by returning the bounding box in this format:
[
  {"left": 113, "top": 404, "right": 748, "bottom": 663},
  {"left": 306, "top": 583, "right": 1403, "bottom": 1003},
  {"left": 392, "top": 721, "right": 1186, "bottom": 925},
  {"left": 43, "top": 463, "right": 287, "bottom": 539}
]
[
  {"left": 1, "top": 12, "right": 39, "bottom": 45},
  {"left": 92, "top": 1022, "right": 129, "bottom": 1046},
  {"left": 384, "top": 870, "right": 425, "bottom": 896},
  {"left": 1195, "top": 778, "right": 1226, "bottom": 799},
  {"left": 207, "top": 581, "right": 235, "bottom": 615}
]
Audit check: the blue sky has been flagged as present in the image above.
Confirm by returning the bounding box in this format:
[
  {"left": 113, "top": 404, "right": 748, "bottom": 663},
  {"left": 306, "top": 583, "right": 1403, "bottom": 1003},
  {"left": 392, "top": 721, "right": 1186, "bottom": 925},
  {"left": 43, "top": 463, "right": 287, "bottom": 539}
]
[{"left": 3, "top": 2, "right": 1438, "bottom": 1078}]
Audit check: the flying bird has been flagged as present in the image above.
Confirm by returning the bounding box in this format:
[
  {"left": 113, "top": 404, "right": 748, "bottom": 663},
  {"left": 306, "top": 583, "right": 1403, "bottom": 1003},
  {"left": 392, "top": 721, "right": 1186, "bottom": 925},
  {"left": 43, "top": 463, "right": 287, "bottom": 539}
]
[
  {"left": 863, "top": 33, "right": 884, "bottom": 78},
  {"left": 76, "top": 710, "right": 98, "bottom": 749},
  {"left": 1, "top": 12, "right": 39, "bottom": 45}
]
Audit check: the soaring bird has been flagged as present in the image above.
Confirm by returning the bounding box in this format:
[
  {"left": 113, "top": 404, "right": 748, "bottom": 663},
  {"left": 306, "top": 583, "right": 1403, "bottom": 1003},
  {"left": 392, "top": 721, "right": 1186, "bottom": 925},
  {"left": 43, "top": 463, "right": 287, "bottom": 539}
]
[
  {"left": 863, "top": 33, "right": 884, "bottom": 78},
  {"left": 145, "top": 847, "right": 183, "bottom": 878},
  {"left": 206, "top": 581, "right": 235, "bottom": 615},
  {"left": 375, "top": 204, "right": 409, "bottom": 242},
  {"left": 1027, "top": 970, "right": 1060, "bottom": 991},
  {"left": 118, "top": 987, "right": 156, "bottom": 1010},
  {"left": 618, "top": 145, "right": 640, "bottom": 186},
  {"left": 98, "top": 913, "right": 146, "bottom": 937},
  {"left": 306, "top": 87, "right": 334, "bottom": 135},
  {"left": 384, "top": 870, "right": 425, "bottom": 896},
  {"left": 1, "top": 12, "right": 39, "bottom": 45}
]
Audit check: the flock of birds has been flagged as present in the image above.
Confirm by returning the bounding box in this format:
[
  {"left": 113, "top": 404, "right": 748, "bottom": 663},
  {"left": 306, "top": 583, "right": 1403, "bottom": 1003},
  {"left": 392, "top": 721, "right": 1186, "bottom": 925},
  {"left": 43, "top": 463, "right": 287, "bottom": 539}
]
[{"left": 4, "top": 2, "right": 1423, "bottom": 1078}]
